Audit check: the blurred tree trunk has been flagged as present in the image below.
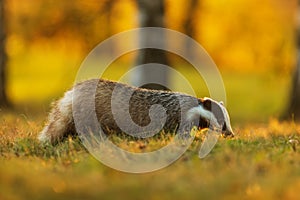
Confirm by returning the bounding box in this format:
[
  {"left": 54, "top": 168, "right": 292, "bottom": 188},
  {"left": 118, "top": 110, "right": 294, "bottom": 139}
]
[
  {"left": 286, "top": 54, "right": 300, "bottom": 120},
  {"left": 285, "top": 2, "right": 300, "bottom": 120},
  {"left": 183, "top": 0, "right": 199, "bottom": 39},
  {"left": 133, "top": 0, "right": 169, "bottom": 90},
  {"left": 0, "top": 0, "right": 8, "bottom": 107},
  {"left": 183, "top": 0, "right": 200, "bottom": 59}
]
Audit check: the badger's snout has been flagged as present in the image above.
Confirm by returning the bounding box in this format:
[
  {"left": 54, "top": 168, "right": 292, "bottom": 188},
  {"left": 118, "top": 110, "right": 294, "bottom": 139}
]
[{"left": 222, "top": 129, "right": 234, "bottom": 138}]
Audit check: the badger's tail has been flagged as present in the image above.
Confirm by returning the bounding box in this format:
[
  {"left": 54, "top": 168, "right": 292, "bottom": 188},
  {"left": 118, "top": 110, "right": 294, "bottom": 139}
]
[{"left": 38, "top": 90, "right": 74, "bottom": 144}]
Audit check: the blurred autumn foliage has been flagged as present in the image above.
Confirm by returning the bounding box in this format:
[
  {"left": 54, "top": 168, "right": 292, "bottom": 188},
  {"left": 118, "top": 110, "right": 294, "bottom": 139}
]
[
  {"left": 1, "top": 0, "right": 297, "bottom": 114},
  {"left": 6, "top": 0, "right": 297, "bottom": 73}
]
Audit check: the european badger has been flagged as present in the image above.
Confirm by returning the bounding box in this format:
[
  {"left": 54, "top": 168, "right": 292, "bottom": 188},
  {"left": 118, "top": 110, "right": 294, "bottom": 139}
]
[{"left": 39, "top": 79, "right": 234, "bottom": 144}]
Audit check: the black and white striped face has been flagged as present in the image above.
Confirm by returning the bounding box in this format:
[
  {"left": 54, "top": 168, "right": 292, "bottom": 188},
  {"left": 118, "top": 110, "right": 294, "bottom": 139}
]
[{"left": 187, "top": 97, "right": 234, "bottom": 137}]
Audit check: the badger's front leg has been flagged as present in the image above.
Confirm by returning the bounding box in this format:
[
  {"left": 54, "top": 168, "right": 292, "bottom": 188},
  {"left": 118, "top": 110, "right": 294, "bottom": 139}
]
[{"left": 38, "top": 90, "right": 74, "bottom": 144}]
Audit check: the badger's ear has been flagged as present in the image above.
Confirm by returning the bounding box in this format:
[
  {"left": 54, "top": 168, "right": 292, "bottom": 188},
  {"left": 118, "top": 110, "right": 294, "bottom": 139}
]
[
  {"left": 202, "top": 98, "right": 212, "bottom": 110},
  {"left": 219, "top": 101, "right": 224, "bottom": 106}
]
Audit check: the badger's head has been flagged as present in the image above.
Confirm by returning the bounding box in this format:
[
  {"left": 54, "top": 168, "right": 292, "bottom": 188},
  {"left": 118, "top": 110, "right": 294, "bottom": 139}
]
[{"left": 187, "top": 97, "right": 234, "bottom": 137}]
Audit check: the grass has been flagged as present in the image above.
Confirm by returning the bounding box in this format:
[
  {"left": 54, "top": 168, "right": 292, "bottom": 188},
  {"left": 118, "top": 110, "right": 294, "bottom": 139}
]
[{"left": 0, "top": 111, "right": 299, "bottom": 200}]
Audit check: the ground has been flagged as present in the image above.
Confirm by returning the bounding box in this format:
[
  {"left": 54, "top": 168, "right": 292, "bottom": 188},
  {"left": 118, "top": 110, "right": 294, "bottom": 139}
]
[{"left": 0, "top": 111, "right": 299, "bottom": 200}]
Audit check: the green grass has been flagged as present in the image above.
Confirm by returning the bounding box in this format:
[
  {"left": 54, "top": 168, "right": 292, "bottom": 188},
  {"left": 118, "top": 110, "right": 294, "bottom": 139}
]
[{"left": 0, "top": 112, "right": 299, "bottom": 200}]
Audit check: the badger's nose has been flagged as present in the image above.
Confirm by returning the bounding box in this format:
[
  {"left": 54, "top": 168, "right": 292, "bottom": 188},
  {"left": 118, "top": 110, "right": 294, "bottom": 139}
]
[{"left": 223, "top": 130, "right": 234, "bottom": 138}]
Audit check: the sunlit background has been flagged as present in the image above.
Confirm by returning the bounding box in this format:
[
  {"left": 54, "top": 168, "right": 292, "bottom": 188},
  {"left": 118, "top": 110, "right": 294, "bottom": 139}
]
[
  {"left": 4, "top": 0, "right": 298, "bottom": 123},
  {"left": 1, "top": 2, "right": 300, "bottom": 199}
]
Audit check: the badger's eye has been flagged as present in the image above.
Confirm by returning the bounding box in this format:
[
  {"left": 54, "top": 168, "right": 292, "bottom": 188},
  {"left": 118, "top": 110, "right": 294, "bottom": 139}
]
[{"left": 222, "top": 123, "right": 227, "bottom": 131}]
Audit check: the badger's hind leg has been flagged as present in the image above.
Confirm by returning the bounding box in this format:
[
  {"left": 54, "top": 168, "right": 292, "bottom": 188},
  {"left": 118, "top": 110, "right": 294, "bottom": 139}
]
[{"left": 38, "top": 90, "right": 74, "bottom": 144}]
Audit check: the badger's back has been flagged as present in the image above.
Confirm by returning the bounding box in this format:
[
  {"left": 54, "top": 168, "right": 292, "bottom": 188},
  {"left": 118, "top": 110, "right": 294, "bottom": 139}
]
[{"left": 72, "top": 79, "right": 199, "bottom": 134}]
